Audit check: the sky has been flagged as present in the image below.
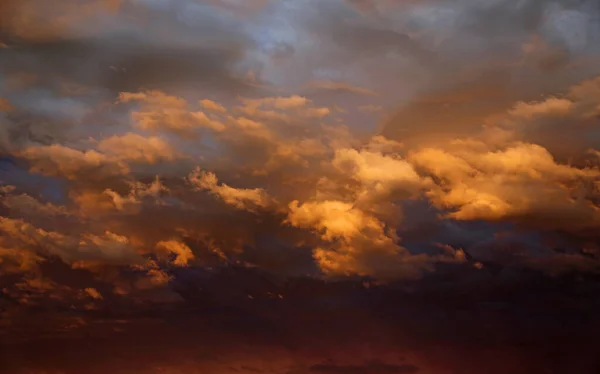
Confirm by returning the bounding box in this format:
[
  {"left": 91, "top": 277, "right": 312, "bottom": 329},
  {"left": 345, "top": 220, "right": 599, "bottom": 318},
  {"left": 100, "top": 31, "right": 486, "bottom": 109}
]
[{"left": 1, "top": 0, "right": 600, "bottom": 373}]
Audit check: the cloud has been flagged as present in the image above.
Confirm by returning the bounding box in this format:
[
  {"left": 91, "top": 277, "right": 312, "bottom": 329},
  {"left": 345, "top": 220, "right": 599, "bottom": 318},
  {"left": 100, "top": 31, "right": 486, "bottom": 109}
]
[
  {"left": 410, "top": 141, "right": 600, "bottom": 231},
  {"left": 156, "top": 240, "right": 195, "bottom": 267},
  {"left": 188, "top": 168, "right": 276, "bottom": 213},
  {"left": 243, "top": 95, "right": 310, "bottom": 110},
  {"left": 6, "top": 72, "right": 600, "bottom": 284},
  {"left": 0, "top": 211, "right": 147, "bottom": 271},
  {"left": 484, "top": 76, "right": 600, "bottom": 158},
  {"left": 0, "top": 97, "right": 14, "bottom": 112},
  {"left": 1, "top": 2, "right": 600, "bottom": 373},
  {"left": 304, "top": 80, "right": 379, "bottom": 96},
  {"left": 0, "top": 186, "right": 70, "bottom": 217},
  {"left": 331, "top": 147, "right": 427, "bottom": 205},
  {"left": 286, "top": 198, "right": 432, "bottom": 280},
  {"left": 0, "top": 0, "right": 123, "bottom": 42},
  {"left": 83, "top": 287, "right": 103, "bottom": 300},
  {"left": 236, "top": 95, "right": 331, "bottom": 121},
  {"left": 200, "top": 99, "right": 228, "bottom": 114},
  {"left": 1, "top": 1, "right": 600, "bottom": 350},
  {"left": 18, "top": 144, "right": 129, "bottom": 180},
  {"left": 0, "top": 245, "right": 42, "bottom": 274},
  {"left": 104, "top": 176, "right": 169, "bottom": 213},
  {"left": 287, "top": 200, "right": 380, "bottom": 242},
  {"left": 97, "top": 132, "right": 179, "bottom": 164},
  {"left": 72, "top": 231, "right": 143, "bottom": 266},
  {"left": 7, "top": 74, "right": 599, "bottom": 281},
  {"left": 0, "top": 0, "right": 259, "bottom": 98},
  {"left": 118, "top": 91, "right": 226, "bottom": 136}
]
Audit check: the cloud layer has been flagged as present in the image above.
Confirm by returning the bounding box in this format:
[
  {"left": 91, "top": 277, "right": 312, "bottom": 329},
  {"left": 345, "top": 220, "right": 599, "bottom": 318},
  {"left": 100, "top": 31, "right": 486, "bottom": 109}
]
[{"left": 1, "top": 0, "right": 600, "bottom": 372}]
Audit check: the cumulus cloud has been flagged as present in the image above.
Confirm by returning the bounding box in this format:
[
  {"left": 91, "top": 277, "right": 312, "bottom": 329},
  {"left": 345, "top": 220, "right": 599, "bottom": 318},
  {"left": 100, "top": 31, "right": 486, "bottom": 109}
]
[
  {"left": 331, "top": 147, "right": 427, "bottom": 205},
  {"left": 155, "top": 240, "right": 195, "bottom": 267},
  {"left": 97, "top": 132, "right": 179, "bottom": 164},
  {"left": 18, "top": 144, "right": 129, "bottom": 180},
  {"left": 6, "top": 73, "right": 600, "bottom": 282},
  {"left": 118, "top": 91, "right": 226, "bottom": 136},
  {"left": 411, "top": 143, "right": 600, "bottom": 231},
  {"left": 0, "top": 185, "right": 70, "bottom": 217},
  {"left": 104, "top": 176, "right": 169, "bottom": 213},
  {"left": 200, "top": 99, "right": 227, "bottom": 114},
  {"left": 285, "top": 189, "right": 431, "bottom": 279},
  {"left": 287, "top": 200, "right": 380, "bottom": 242},
  {"left": 83, "top": 287, "right": 103, "bottom": 300},
  {"left": 188, "top": 168, "right": 275, "bottom": 212}
]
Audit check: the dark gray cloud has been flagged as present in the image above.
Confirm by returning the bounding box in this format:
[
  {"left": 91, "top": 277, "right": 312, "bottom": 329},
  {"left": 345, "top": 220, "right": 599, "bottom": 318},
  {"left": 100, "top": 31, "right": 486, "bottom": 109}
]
[
  {"left": 376, "top": 0, "right": 600, "bottom": 140},
  {"left": 1, "top": 39, "right": 252, "bottom": 94},
  {"left": 0, "top": 1, "right": 257, "bottom": 95}
]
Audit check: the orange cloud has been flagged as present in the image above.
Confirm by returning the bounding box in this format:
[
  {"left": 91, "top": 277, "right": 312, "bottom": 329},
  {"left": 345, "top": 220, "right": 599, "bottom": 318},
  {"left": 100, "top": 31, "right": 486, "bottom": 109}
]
[
  {"left": 410, "top": 142, "right": 600, "bottom": 230},
  {"left": 155, "top": 240, "right": 195, "bottom": 267},
  {"left": 19, "top": 144, "right": 129, "bottom": 180},
  {"left": 97, "top": 133, "right": 179, "bottom": 164},
  {"left": 0, "top": 97, "right": 13, "bottom": 112},
  {"left": 200, "top": 99, "right": 228, "bottom": 114},
  {"left": 188, "top": 168, "right": 275, "bottom": 212},
  {"left": 119, "top": 90, "right": 226, "bottom": 136}
]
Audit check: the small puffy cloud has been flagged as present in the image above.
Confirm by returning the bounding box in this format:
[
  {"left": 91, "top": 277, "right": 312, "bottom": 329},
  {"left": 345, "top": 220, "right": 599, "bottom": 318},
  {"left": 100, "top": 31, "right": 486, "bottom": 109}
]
[
  {"left": 188, "top": 168, "right": 275, "bottom": 212},
  {"left": 200, "top": 99, "right": 228, "bottom": 113},
  {"left": 0, "top": 245, "right": 42, "bottom": 273},
  {"left": 103, "top": 189, "right": 140, "bottom": 213},
  {"left": 83, "top": 287, "right": 103, "bottom": 300},
  {"left": 75, "top": 231, "right": 144, "bottom": 266},
  {"left": 331, "top": 148, "right": 428, "bottom": 208},
  {"left": 507, "top": 97, "right": 574, "bottom": 120},
  {"left": 363, "top": 135, "right": 403, "bottom": 153},
  {"left": 156, "top": 240, "right": 195, "bottom": 267},
  {"left": 97, "top": 133, "right": 179, "bottom": 164},
  {"left": 303, "top": 107, "right": 331, "bottom": 118},
  {"left": 287, "top": 200, "right": 379, "bottom": 241},
  {"left": 118, "top": 90, "right": 226, "bottom": 136},
  {"left": 332, "top": 148, "right": 423, "bottom": 189},
  {"left": 233, "top": 117, "right": 273, "bottom": 140},
  {"left": 70, "top": 189, "right": 118, "bottom": 217},
  {"left": 19, "top": 144, "right": 129, "bottom": 180},
  {"left": 104, "top": 176, "right": 169, "bottom": 213},
  {"left": 237, "top": 95, "right": 330, "bottom": 121}
]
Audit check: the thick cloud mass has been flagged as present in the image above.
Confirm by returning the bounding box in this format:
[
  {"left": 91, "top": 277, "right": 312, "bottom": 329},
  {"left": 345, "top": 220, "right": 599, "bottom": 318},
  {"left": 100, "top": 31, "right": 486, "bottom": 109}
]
[{"left": 1, "top": 0, "right": 600, "bottom": 373}]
